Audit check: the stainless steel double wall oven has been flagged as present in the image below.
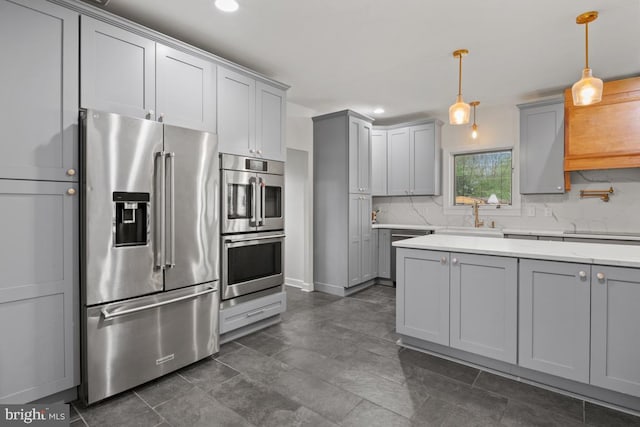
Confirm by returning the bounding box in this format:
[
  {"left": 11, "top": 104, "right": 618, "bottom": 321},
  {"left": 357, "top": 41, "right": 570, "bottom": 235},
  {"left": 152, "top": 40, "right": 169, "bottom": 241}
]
[{"left": 221, "top": 154, "right": 285, "bottom": 301}]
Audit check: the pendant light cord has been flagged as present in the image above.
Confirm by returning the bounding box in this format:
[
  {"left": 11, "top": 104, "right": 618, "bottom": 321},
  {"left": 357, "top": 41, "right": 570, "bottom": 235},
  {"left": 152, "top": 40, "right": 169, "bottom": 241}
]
[
  {"left": 458, "top": 54, "right": 463, "bottom": 96},
  {"left": 585, "top": 22, "right": 589, "bottom": 69}
]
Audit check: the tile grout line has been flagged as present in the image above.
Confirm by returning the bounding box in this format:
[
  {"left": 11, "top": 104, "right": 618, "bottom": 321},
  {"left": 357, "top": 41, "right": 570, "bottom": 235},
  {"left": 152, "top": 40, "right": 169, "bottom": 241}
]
[
  {"left": 70, "top": 402, "right": 90, "bottom": 427},
  {"left": 133, "top": 390, "right": 172, "bottom": 427},
  {"left": 470, "top": 370, "right": 482, "bottom": 388}
]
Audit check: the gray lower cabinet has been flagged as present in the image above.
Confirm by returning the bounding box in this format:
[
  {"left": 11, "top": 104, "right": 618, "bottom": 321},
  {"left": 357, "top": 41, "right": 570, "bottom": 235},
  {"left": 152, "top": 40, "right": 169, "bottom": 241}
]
[
  {"left": 0, "top": 180, "right": 78, "bottom": 403},
  {"left": 0, "top": 0, "right": 78, "bottom": 182},
  {"left": 591, "top": 265, "right": 640, "bottom": 397},
  {"left": 377, "top": 229, "right": 391, "bottom": 279},
  {"left": 519, "top": 260, "right": 591, "bottom": 383},
  {"left": 371, "top": 130, "right": 387, "bottom": 196},
  {"left": 450, "top": 253, "right": 517, "bottom": 363},
  {"left": 518, "top": 99, "right": 564, "bottom": 194},
  {"left": 396, "top": 249, "right": 450, "bottom": 345},
  {"left": 348, "top": 194, "right": 374, "bottom": 286},
  {"left": 156, "top": 44, "right": 216, "bottom": 132},
  {"left": 81, "top": 15, "right": 156, "bottom": 119}
]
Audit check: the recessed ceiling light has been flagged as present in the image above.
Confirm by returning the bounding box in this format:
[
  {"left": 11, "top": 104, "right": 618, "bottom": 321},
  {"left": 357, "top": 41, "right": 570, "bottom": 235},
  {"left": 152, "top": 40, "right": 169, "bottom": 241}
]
[
  {"left": 373, "top": 108, "right": 385, "bottom": 114},
  {"left": 215, "top": 0, "right": 239, "bottom": 12}
]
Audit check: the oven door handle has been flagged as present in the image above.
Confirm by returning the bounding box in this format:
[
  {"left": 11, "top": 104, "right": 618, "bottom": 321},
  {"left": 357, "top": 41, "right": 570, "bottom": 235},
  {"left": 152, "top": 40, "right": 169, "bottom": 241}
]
[
  {"left": 225, "top": 234, "right": 286, "bottom": 244},
  {"left": 250, "top": 177, "right": 258, "bottom": 226},
  {"left": 260, "top": 177, "right": 266, "bottom": 226}
]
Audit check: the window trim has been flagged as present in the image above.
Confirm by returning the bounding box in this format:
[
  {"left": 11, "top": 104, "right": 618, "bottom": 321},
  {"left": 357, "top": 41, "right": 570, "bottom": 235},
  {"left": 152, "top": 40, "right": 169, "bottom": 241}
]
[{"left": 444, "top": 145, "right": 522, "bottom": 217}]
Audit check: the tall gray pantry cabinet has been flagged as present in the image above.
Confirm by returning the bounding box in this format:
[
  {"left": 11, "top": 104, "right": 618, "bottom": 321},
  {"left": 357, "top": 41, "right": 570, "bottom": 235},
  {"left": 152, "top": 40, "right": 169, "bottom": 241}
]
[
  {"left": 313, "top": 110, "right": 376, "bottom": 296},
  {"left": 0, "top": 0, "right": 79, "bottom": 403}
]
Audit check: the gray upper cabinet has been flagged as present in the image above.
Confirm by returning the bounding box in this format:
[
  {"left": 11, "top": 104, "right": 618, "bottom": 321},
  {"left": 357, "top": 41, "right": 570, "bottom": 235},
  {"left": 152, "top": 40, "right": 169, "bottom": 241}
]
[
  {"left": 218, "top": 66, "right": 256, "bottom": 156},
  {"left": 450, "top": 253, "right": 517, "bottom": 363},
  {"left": 396, "top": 248, "right": 450, "bottom": 345},
  {"left": 519, "top": 99, "right": 564, "bottom": 194},
  {"left": 387, "top": 128, "right": 411, "bottom": 195},
  {"left": 0, "top": 0, "right": 78, "bottom": 182},
  {"left": 218, "top": 67, "right": 286, "bottom": 161},
  {"left": 519, "top": 260, "right": 590, "bottom": 383},
  {"left": 156, "top": 44, "right": 216, "bottom": 132},
  {"left": 81, "top": 16, "right": 156, "bottom": 120},
  {"left": 349, "top": 118, "right": 372, "bottom": 194},
  {"left": 256, "top": 81, "right": 286, "bottom": 161},
  {"left": 591, "top": 265, "right": 640, "bottom": 398},
  {"left": 0, "top": 180, "right": 78, "bottom": 403},
  {"left": 384, "top": 120, "right": 442, "bottom": 196},
  {"left": 371, "top": 130, "right": 387, "bottom": 196}
]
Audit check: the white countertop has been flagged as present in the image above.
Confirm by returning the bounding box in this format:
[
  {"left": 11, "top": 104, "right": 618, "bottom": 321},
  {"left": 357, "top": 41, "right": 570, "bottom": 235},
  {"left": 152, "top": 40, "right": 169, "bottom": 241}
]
[
  {"left": 372, "top": 223, "right": 439, "bottom": 231},
  {"left": 393, "top": 234, "right": 640, "bottom": 268}
]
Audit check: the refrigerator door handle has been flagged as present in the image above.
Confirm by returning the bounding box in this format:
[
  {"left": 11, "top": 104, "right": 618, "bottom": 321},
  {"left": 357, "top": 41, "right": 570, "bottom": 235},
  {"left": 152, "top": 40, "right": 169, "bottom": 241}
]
[
  {"left": 166, "top": 152, "right": 176, "bottom": 269},
  {"left": 155, "top": 151, "right": 167, "bottom": 270},
  {"left": 100, "top": 286, "right": 217, "bottom": 320},
  {"left": 259, "top": 177, "right": 266, "bottom": 226}
]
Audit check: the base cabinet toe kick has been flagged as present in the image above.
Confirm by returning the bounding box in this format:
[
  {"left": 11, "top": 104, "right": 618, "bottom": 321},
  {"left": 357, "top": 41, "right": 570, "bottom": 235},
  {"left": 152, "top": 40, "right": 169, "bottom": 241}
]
[{"left": 395, "top": 243, "right": 640, "bottom": 412}]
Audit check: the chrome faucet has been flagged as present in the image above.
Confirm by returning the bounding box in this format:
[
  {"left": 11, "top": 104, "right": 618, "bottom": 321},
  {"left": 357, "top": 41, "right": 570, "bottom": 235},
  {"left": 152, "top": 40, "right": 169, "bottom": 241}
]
[{"left": 473, "top": 201, "right": 484, "bottom": 228}]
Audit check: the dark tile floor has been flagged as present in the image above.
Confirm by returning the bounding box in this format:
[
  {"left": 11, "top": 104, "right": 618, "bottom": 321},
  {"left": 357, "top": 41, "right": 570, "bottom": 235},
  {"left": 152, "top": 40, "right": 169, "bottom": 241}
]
[{"left": 72, "top": 285, "right": 640, "bottom": 427}]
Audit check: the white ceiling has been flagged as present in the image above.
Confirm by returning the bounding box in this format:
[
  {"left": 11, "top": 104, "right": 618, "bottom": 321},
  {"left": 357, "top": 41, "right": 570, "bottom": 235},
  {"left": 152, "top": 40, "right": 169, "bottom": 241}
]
[{"left": 101, "top": 0, "right": 640, "bottom": 123}]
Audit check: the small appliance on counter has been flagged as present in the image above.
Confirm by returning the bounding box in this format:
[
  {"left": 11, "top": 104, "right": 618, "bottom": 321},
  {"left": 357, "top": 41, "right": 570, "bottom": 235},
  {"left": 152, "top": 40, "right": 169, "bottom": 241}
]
[
  {"left": 219, "top": 154, "right": 286, "bottom": 340},
  {"left": 80, "top": 110, "right": 220, "bottom": 404}
]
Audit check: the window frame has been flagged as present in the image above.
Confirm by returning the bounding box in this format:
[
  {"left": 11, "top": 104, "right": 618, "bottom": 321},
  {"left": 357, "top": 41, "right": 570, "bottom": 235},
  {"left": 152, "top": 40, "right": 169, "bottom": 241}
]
[
  {"left": 444, "top": 145, "right": 522, "bottom": 217},
  {"left": 453, "top": 149, "right": 514, "bottom": 207}
]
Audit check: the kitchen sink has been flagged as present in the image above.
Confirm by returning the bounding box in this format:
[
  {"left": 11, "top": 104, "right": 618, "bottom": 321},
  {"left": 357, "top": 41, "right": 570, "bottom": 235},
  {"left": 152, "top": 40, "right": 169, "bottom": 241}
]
[{"left": 435, "top": 227, "right": 504, "bottom": 238}]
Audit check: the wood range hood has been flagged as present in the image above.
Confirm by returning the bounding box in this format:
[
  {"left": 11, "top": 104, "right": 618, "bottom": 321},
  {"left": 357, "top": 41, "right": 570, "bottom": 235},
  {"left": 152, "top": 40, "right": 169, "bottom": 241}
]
[{"left": 564, "top": 76, "right": 640, "bottom": 190}]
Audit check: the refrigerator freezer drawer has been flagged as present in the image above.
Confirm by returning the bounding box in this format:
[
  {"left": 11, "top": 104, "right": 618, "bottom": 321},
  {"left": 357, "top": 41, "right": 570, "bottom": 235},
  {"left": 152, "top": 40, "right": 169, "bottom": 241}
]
[{"left": 82, "top": 283, "right": 219, "bottom": 404}]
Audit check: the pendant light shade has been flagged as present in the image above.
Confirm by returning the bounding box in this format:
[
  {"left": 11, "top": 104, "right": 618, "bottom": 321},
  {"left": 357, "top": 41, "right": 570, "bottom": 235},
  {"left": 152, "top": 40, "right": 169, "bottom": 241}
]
[
  {"left": 572, "top": 11, "right": 603, "bottom": 106},
  {"left": 470, "top": 101, "right": 480, "bottom": 139},
  {"left": 449, "top": 49, "right": 470, "bottom": 125}
]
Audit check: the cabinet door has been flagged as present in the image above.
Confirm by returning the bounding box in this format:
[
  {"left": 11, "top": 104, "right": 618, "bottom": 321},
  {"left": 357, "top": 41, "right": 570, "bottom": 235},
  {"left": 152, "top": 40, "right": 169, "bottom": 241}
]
[
  {"left": 450, "top": 253, "right": 517, "bottom": 363},
  {"left": 519, "top": 101, "right": 564, "bottom": 194},
  {"left": 591, "top": 266, "right": 640, "bottom": 397},
  {"left": 347, "top": 194, "right": 362, "bottom": 287},
  {"left": 81, "top": 16, "right": 156, "bottom": 119},
  {"left": 387, "top": 128, "right": 410, "bottom": 195},
  {"left": 371, "top": 229, "right": 378, "bottom": 279},
  {"left": 519, "top": 260, "right": 590, "bottom": 383},
  {"left": 359, "top": 121, "right": 372, "bottom": 194},
  {"left": 360, "top": 196, "right": 374, "bottom": 282},
  {"left": 410, "top": 124, "right": 438, "bottom": 195},
  {"left": 377, "top": 229, "right": 391, "bottom": 279},
  {"left": 0, "top": 180, "right": 78, "bottom": 403},
  {"left": 217, "top": 67, "right": 256, "bottom": 157},
  {"left": 156, "top": 44, "right": 216, "bottom": 133},
  {"left": 371, "top": 130, "right": 388, "bottom": 196},
  {"left": 0, "top": 0, "right": 78, "bottom": 182},
  {"left": 348, "top": 118, "right": 362, "bottom": 193},
  {"left": 256, "top": 82, "right": 286, "bottom": 161},
  {"left": 396, "top": 249, "right": 449, "bottom": 345}
]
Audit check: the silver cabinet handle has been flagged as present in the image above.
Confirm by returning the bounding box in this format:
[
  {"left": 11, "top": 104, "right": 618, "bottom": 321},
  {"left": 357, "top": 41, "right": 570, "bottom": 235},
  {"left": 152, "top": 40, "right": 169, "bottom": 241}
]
[
  {"left": 66, "top": 188, "right": 76, "bottom": 196},
  {"left": 166, "top": 152, "right": 176, "bottom": 269},
  {"left": 67, "top": 168, "right": 76, "bottom": 176},
  {"left": 596, "top": 272, "right": 605, "bottom": 281},
  {"left": 249, "top": 148, "right": 255, "bottom": 154},
  {"left": 578, "top": 271, "right": 587, "bottom": 279},
  {"left": 451, "top": 257, "right": 459, "bottom": 265},
  {"left": 147, "top": 109, "right": 155, "bottom": 119},
  {"left": 246, "top": 309, "right": 265, "bottom": 317},
  {"left": 440, "top": 256, "right": 447, "bottom": 265},
  {"left": 101, "top": 287, "right": 216, "bottom": 320},
  {"left": 257, "top": 149, "right": 262, "bottom": 155},
  {"left": 159, "top": 112, "right": 165, "bottom": 122},
  {"left": 155, "top": 152, "right": 167, "bottom": 269},
  {"left": 557, "top": 186, "right": 563, "bottom": 190}
]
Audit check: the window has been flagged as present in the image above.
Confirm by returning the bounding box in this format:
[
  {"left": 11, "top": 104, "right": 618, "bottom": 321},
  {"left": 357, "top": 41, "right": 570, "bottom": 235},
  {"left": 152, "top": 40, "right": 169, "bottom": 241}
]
[{"left": 454, "top": 150, "right": 512, "bottom": 205}]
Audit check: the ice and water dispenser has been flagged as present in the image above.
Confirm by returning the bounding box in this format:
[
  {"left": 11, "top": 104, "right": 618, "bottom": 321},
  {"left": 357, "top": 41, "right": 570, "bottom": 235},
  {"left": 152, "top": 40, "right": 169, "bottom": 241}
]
[{"left": 113, "top": 192, "right": 150, "bottom": 246}]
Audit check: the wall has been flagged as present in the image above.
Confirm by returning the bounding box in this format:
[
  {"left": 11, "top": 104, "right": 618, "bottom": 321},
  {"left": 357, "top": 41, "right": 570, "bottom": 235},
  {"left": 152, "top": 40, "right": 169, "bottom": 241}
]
[
  {"left": 284, "top": 102, "right": 316, "bottom": 290},
  {"left": 374, "top": 103, "right": 640, "bottom": 233}
]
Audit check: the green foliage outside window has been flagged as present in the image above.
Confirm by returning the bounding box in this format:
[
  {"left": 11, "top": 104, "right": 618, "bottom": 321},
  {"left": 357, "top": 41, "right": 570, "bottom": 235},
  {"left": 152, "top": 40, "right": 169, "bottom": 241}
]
[{"left": 454, "top": 150, "right": 512, "bottom": 205}]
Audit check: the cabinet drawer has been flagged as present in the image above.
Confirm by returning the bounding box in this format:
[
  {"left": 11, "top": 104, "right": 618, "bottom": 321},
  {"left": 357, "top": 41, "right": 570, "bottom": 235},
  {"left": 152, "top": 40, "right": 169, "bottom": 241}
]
[{"left": 220, "top": 291, "right": 286, "bottom": 334}]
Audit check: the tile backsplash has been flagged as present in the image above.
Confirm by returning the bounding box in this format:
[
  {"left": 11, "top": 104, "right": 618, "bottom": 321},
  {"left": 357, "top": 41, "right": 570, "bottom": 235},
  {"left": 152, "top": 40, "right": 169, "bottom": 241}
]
[{"left": 374, "top": 168, "right": 640, "bottom": 233}]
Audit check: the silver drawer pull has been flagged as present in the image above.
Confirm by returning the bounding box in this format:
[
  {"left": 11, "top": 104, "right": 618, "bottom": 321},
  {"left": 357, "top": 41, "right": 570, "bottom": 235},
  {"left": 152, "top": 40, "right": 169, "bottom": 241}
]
[
  {"left": 246, "top": 309, "right": 265, "bottom": 317},
  {"left": 101, "top": 287, "right": 216, "bottom": 320}
]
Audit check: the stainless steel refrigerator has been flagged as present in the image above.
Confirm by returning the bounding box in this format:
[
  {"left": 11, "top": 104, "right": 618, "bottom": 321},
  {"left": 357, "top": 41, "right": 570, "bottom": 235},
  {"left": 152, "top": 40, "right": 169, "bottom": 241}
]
[{"left": 80, "top": 110, "right": 219, "bottom": 404}]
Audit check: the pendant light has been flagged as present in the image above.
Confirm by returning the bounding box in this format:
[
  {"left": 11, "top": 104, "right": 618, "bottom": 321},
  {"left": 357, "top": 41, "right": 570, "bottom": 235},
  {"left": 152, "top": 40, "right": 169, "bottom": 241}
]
[
  {"left": 572, "top": 11, "right": 603, "bottom": 106},
  {"left": 449, "top": 49, "right": 470, "bottom": 125},
  {"left": 470, "top": 101, "right": 480, "bottom": 139}
]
